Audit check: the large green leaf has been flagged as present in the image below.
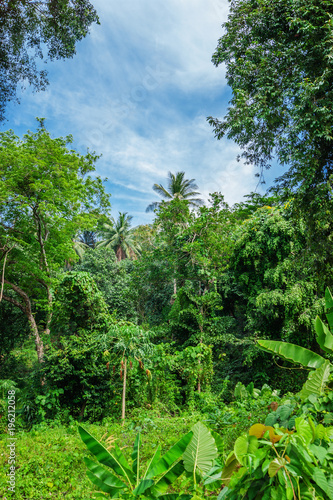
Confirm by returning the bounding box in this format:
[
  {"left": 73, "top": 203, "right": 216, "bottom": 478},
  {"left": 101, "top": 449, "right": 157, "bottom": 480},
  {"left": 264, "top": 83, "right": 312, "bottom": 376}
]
[
  {"left": 131, "top": 433, "right": 140, "bottom": 483},
  {"left": 148, "top": 461, "right": 185, "bottom": 497},
  {"left": 146, "top": 431, "right": 193, "bottom": 479},
  {"left": 325, "top": 288, "right": 333, "bottom": 331},
  {"left": 133, "top": 478, "right": 154, "bottom": 496},
  {"left": 78, "top": 426, "right": 134, "bottom": 484},
  {"left": 143, "top": 445, "right": 161, "bottom": 479},
  {"left": 84, "top": 457, "right": 127, "bottom": 496},
  {"left": 315, "top": 317, "right": 333, "bottom": 355},
  {"left": 183, "top": 422, "right": 218, "bottom": 477},
  {"left": 299, "top": 361, "right": 331, "bottom": 401},
  {"left": 257, "top": 340, "right": 326, "bottom": 369}
]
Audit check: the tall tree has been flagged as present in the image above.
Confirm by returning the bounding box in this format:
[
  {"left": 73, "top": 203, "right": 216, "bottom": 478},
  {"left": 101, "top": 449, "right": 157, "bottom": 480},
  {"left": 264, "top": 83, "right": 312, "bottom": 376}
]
[
  {"left": 97, "top": 212, "right": 141, "bottom": 261},
  {"left": 0, "top": 122, "right": 110, "bottom": 362},
  {"left": 146, "top": 171, "right": 204, "bottom": 212},
  {"left": 0, "top": 0, "right": 99, "bottom": 122},
  {"left": 208, "top": 0, "right": 333, "bottom": 196}
]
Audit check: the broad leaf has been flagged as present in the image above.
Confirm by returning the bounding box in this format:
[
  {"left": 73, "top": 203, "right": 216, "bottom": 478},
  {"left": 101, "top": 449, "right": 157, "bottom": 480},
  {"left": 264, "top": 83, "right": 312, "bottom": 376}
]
[
  {"left": 132, "top": 433, "right": 140, "bottom": 482},
  {"left": 183, "top": 422, "right": 218, "bottom": 476},
  {"left": 84, "top": 458, "right": 127, "bottom": 496},
  {"left": 257, "top": 340, "right": 326, "bottom": 369},
  {"left": 148, "top": 461, "right": 185, "bottom": 497},
  {"left": 143, "top": 445, "right": 161, "bottom": 479},
  {"left": 325, "top": 287, "right": 333, "bottom": 331},
  {"left": 147, "top": 431, "right": 193, "bottom": 479},
  {"left": 133, "top": 478, "right": 154, "bottom": 496},
  {"left": 78, "top": 426, "right": 134, "bottom": 484},
  {"left": 299, "top": 361, "right": 331, "bottom": 400},
  {"left": 315, "top": 317, "right": 333, "bottom": 354}
]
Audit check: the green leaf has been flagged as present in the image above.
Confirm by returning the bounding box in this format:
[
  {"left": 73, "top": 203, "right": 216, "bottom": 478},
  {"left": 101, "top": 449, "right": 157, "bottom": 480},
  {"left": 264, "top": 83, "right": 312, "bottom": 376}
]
[
  {"left": 211, "top": 430, "right": 224, "bottom": 456},
  {"left": 295, "top": 418, "right": 313, "bottom": 445},
  {"left": 183, "top": 422, "right": 218, "bottom": 477},
  {"left": 143, "top": 445, "right": 162, "bottom": 479},
  {"left": 148, "top": 462, "right": 185, "bottom": 497},
  {"left": 315, "top": 317, "right": 333, "bottom": 354},
  {"left": 325, "top": 288, "right": 333, "bottom": 331},
  {"left": 132, "top": 433, "right": 140, "bottom": 482},
  {"left": 299, "top": 361, "right": 331, "bottom": 400},
  {"left": 147, "top": 431, "right": 193, "bottom": 479},
  {"left": 268, "top": 457, "right": 286, "bottom": 478},
  {"left": 257, "top": 340, "right": 326, "bottom": 369},
  {"left": 84, "top": 457, "right": 127, "bottom": 493},
  {"left": 78, "top": 426, "right": 134, "bottom": 484},
  {"left": 234, "top": 434, "right": 258, "bottom": 466},
  {"left": 133, "top": 478, "right": 154, "bottom": 496}
]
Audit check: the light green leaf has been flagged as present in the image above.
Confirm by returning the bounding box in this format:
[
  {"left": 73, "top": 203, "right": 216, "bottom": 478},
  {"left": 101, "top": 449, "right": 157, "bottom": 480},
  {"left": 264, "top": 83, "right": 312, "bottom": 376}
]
[
  {"left": 258, "top": 340, "right": 326, "bottom": 369},
  {"left": 147, "top": 431, "right": 193, "bottom": 479},
  {"left": 183, "top": 422, "right": 218, "bottom": 477},
  {"left": 268, "top": 457, "right": 286, "bottom": 478},
  {"left": 131, "top": 433, "right": 140, "bottom": 482},
  {"left": 299, "top": 361, "right": 331, "bottom": 400},
  {"left": 133, "top": 478, "right": 154, "bottom": 496},
  {"left": 315, "top": 317, "right": 333, "bottom": 354},
  {"left": 325, "top": 287, "right": 333, "bottom": 331},
  {"left": 78, "top": 426, "right": 134, "bottom": 484}
]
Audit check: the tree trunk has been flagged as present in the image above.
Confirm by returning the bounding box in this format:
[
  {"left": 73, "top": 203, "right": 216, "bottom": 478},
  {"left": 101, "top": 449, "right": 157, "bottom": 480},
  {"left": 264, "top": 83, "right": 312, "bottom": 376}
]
[
  {"left": 3, "top": 280, "right": 44, "bottom": 363},
  {"left": 121, "top": 358, "right": 127, "bottom": 426}
]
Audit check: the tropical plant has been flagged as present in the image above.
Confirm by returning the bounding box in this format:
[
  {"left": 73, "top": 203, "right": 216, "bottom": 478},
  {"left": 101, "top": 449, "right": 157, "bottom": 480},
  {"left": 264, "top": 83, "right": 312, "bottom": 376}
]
[
  {"left": 97, "top": 213, "right": 141, "bottom": 261},
  {"left": 110, "top": 324, "right": 153, "bottom": 424},
  {"left": 219, "top": 418, "right": 333, "bottom": 500},
  {"left": 78, "top": 425, "right": 193, "bottom": 499},
  {"left": 146, "top": 172, "right": 204, "bottom": 212},
  {"left": 258, "top": 287, "right": 333, "bottom": 401},
  {"left": 183, "top": 421, "right": 218, "bottom": 486}
]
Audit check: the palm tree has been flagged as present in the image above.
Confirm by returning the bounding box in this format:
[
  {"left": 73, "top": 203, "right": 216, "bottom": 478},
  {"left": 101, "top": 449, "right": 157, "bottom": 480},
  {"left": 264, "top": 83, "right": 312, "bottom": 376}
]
[
  {"left": 73, "top": 230, "right": 98, "bottom": 261},
  {"left": 146, "top": 171, "right": 204, "bottom": 212},
  {"left": 96, "top": 212, "right": 141, "bottom": 261}
]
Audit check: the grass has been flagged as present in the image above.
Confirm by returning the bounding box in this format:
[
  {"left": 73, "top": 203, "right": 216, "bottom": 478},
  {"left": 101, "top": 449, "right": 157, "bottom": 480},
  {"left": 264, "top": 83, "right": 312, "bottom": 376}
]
[{"left": 0, "top": 414, "right": 200, "bottom": 499}]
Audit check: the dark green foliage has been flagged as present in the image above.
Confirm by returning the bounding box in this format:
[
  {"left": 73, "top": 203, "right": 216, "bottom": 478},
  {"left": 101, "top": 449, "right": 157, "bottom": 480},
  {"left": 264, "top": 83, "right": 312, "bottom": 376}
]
[
  {"left": 40, "top": 330, "right": 116, "bottom": 421},
  {"left": 0, "top": 0, "right": 99, "bottom": 121},
  {"left": 51, "top": 271, "right": 111, "bottom": 335},
  {"left": 75, "top": 248, "right": 138, "bottom": 322},
  {"left": 209, "top": 0, "right": 333, "bottom": 195}
]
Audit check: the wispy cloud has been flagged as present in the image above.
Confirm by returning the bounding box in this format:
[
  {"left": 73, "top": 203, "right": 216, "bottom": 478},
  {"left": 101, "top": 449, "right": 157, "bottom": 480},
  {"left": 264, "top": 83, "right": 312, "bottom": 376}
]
[{"left": 3, "top": 0, "right": 279, "bottom": 224}]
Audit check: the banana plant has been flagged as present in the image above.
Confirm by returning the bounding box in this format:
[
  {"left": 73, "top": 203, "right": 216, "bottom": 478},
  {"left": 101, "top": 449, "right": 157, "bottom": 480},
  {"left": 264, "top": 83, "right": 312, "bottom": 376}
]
[
  {"left": 78, "top": 425, "right": 193, "bottom": 499},
  {"left": 258, "top": 287, "right": 333, "bottom": 400}
]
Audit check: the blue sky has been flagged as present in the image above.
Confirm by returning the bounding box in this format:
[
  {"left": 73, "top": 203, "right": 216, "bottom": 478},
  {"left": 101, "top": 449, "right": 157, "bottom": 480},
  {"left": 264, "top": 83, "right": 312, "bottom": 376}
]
[{"left": 3, "top": 0, "right": 281, "bottom": 225}]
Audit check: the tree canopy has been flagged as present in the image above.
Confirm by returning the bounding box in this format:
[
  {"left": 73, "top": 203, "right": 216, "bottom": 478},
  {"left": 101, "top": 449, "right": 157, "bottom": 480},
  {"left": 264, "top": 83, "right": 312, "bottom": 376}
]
[
  {"left": 0, "top": 0, "right": 99, "bottom": 122},
  {"left": 208, "top": 0, "right": 333, "bottom": 196},
  {"left": 0, "top": 122, "right": 110, "bottom": 361}
]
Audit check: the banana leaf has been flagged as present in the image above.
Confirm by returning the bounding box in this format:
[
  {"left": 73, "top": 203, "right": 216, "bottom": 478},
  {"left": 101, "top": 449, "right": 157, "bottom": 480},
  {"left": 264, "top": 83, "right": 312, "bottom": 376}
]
[
  {"left": 78, "top": 426, "right": 134, "bottom": 483},
  {"left": 84, "top": 457, "right": 127, "bottom": 496},
  {"left": 143, "top": 445, "right": 161, "bottom": 479},
  {"left": 257, "top": 340, "right": 326, "bottom": 369},
  {"left": 299, "top": 361, "right": 331, "bottom": 400},
  {"left": 147, "top": 461, "right": 185, "bottom": 497},
  {"left": 325, "top": 287, "right": 333, "bottom": 331},
  {"left": 146, "top": 431, "right": 193, "bottom": 479},
  {"left": 132, "top": 433, "right": 140, "bottom": 482},
  {"left": 315, "top": 317, "right": 333, "bottom": 355}
]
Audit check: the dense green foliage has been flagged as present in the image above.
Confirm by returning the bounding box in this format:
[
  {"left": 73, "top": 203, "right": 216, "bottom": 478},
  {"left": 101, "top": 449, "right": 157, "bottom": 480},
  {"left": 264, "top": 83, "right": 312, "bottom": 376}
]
[{"left": 2, "top": 1, "right": 333, "bottom": 497}]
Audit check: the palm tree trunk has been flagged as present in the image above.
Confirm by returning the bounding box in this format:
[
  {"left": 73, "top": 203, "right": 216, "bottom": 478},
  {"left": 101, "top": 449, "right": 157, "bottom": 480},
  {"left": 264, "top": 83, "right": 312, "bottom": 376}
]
[{"left": 121, "top": 358, "right": 127, "bottom": 425}]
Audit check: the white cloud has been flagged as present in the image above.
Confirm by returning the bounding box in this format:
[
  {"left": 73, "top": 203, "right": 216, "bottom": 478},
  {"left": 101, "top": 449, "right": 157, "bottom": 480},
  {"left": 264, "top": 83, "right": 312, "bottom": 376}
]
[{"left": 3, "top": 0, "right": 276, "bottom": 225}]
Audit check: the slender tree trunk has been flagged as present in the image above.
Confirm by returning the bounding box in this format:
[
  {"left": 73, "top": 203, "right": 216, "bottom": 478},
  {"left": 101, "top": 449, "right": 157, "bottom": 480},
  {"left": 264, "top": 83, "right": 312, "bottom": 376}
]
[
  {"left": 121, "top": 358, "right": 127, "bottom": 426},
  {"left": 3, "top": 280, "right": 44, "bottom": 363}
]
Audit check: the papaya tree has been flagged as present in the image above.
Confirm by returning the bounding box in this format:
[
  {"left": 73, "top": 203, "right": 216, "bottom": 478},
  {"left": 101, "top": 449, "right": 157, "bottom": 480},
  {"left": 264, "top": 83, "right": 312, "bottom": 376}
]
[{"left": 111, "top": 324, "right": 153, "bottom": 425}]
